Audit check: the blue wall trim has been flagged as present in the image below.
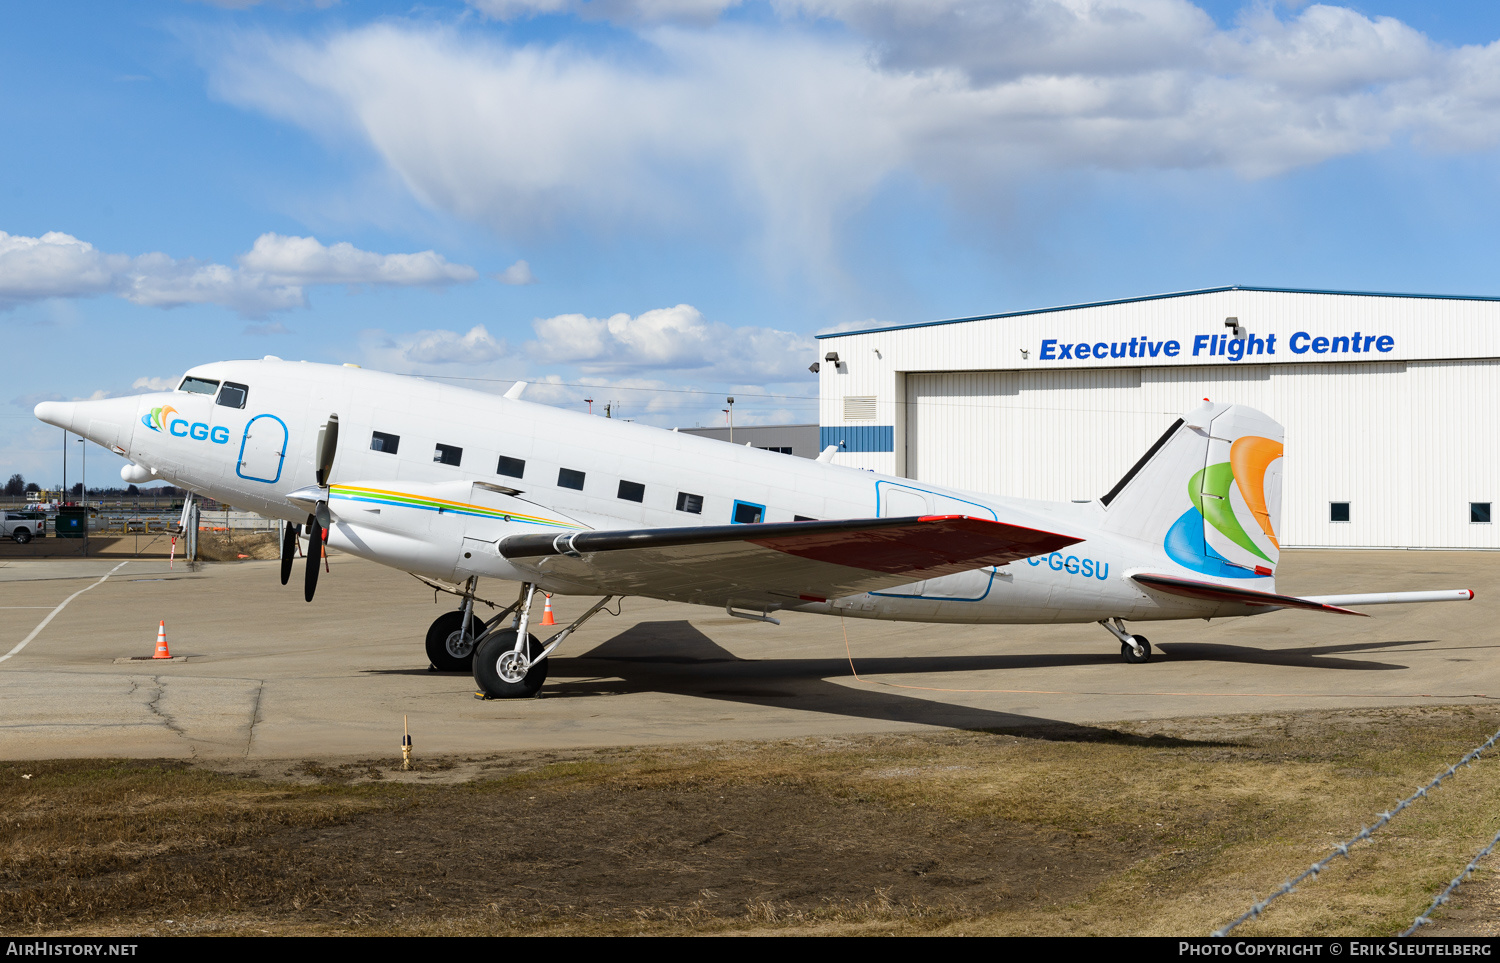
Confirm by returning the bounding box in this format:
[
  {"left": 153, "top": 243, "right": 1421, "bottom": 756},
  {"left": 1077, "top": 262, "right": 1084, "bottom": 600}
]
[
  {"left": 813, "top": 284, "right": 1500, "bottom": 340},
  {"left": 820, "top": 425, "right": 893, "bottom": 452}
]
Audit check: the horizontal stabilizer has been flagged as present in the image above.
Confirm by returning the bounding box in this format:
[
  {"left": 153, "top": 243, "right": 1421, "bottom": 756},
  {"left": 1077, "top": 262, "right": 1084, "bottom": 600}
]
[
  {"left": 501, "top": 515, "right": 1081, "bottom": 609},
  {"left": 1131, "top": 573, "right": 1369, "bottom": 616}
]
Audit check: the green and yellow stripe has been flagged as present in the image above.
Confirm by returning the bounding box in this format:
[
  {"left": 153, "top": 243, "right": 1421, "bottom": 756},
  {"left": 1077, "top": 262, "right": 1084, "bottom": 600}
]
[{"left": 329, "top": 484, "right": 576, "bottom": 530}]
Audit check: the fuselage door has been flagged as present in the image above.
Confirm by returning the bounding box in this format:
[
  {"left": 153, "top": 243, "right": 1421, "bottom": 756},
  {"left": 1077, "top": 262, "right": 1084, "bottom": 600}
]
[
  {"left": 238, "top": 414, "right": 289, "bottom": 484},
  {"left": 872, "top": 481, "right": 1000, "bottom": 601}
]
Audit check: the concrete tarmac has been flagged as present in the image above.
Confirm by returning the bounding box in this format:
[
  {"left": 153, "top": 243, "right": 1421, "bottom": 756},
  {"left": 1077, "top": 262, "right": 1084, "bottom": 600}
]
[{"left": 0, "top": 550, "right": 1495, "bottom": 761}]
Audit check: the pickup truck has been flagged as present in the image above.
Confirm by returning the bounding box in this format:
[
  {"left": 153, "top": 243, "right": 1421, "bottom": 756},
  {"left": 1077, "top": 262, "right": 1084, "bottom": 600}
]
[{"left": 2, "top": 511, "right": 46, "bottom": 543}]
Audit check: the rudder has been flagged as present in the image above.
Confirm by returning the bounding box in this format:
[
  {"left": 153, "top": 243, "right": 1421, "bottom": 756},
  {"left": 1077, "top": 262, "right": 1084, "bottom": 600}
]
[{"left": 1098, "top": 401, "right": 1283, "bottom": 581}]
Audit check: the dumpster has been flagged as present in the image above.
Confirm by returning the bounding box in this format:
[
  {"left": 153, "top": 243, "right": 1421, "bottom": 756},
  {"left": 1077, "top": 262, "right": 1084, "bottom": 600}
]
[{"left": 54, "top": 507, "right": 88, "bottom": 538}]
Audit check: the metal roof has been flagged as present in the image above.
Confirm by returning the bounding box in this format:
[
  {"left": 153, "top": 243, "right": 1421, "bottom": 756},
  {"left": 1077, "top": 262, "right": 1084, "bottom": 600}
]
[{"left": 813, "top": 285, "right": 1500, "bottom": 340}]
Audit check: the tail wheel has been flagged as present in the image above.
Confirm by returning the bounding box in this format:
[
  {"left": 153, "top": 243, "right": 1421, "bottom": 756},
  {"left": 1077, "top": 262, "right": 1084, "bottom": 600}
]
[
  {"left": 1121, "top": 636, "right": 1152, "bottom": 664},
  {"left": 473, "top": 628, "right": 548, "bottom": 699},
  {"left": 425, "top": 610, "right": 482, "bottom": 672}
]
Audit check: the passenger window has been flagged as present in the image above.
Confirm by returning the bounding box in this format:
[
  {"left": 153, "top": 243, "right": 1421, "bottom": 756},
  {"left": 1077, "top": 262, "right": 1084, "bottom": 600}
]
[
  {"left": 676, "top": 492, "right": 703, "bottom": 514},
  {"left": 732, "top": 500, "right": 765, "bottom": 524},
  {"left": 434, "top": 444, "right": 463, "bottom": 466},
  {"left": 179, "top": 377, "right": 219, "bottom": 395},
  {"left": 216, "top": 382, "right": 249, "bottom": 409},
  {"left": 618, "top": 480, "right": 645, "bottom": 503},
  {"left": 370, "top": 431, "right": 400, "bottom": 454},
  {"left": 497, "top": 455, "right": 525, "bottom": 478},
  {"left": 558, "top": 468, "right": 585, "bottom": 491}
]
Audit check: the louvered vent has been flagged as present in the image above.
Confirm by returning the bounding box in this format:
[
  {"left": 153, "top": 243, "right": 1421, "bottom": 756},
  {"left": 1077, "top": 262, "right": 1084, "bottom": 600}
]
[{"left": 843, "top": 396, "right": 877, "bottom": 420}]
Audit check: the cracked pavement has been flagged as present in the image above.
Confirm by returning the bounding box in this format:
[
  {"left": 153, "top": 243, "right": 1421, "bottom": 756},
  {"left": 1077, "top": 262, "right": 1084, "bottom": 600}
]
[{"left": 0, "top": 551, "right": 1496, "bottom": 761}]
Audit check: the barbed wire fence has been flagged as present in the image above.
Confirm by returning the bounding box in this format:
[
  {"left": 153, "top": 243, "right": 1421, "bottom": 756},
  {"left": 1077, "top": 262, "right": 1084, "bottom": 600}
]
[
  {"left": 1213, "top": 722, "right": 1500, "bottom": 937},
  {"left": 1401, "top": 823, "right": 1500, "bottom": 936}
]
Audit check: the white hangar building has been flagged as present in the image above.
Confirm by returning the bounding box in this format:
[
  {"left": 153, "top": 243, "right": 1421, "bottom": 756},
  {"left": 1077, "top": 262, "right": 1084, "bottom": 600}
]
[{"left": 814, "top": 286, "right": 1500, "bottom": 550}]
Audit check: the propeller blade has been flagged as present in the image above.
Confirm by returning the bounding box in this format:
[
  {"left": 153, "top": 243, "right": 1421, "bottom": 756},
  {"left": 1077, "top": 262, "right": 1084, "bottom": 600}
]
[
  {"left": 304, "top": 513, "right": 322, "bottom": 602},
  {"left": 314, "top": 415, "right": 339, "bottom": 488},
  {"left": 280, "top": 523, "right": 299, "bottom": 586}
]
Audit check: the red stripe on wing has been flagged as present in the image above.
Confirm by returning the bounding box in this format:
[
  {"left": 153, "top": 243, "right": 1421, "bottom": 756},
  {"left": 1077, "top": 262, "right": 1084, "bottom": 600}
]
[{"left": 747, "top": 514, "right": 1082, "bottom": 577}]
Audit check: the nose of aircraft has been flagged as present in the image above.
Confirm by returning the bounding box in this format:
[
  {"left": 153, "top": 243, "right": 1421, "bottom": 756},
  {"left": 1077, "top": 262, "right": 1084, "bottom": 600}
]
[
  {"left": 33, "top": 400, "right": 79, "bottom": 433},
  {"left": 34, "top": 394, "right": 144, "bottom": 456}
]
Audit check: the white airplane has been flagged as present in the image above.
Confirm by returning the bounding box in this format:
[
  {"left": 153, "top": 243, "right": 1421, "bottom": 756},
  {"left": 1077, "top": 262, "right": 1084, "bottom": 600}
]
[{"left": 34, "top": 358, "right": 1471, "bottom": 699}]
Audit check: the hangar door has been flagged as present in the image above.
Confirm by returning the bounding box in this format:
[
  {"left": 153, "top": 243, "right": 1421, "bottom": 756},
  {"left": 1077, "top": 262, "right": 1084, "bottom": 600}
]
[
  {"left": 904, "top": 369, "right": 1152, "bottom": 502},
  {"left": 902, "top": 361, "right": 1500, "bottom": 549}
]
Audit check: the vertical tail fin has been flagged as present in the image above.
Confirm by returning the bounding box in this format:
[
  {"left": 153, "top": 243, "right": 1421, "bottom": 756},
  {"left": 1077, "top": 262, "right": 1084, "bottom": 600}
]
[{"left": 1099, "top": 401, "right": 1283, "bottom": 581}]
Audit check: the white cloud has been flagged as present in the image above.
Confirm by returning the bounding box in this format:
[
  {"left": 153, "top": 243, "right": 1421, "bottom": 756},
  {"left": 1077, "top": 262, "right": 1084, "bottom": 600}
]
[
  {"left": 396, "top": 324, "right": 508, "bottom": 365},
  {"left": 131, "top": 376, "right": 176, "bottom": 391},
  {"left": 528, "top": 303, "right": 811, "bottom": 380},
  {"left": 238, "top": 233, "right": 477, "bottom": 285},
  {"left": 0, "top": 232, "right": 125, "bottom": 305},
  {"left": 206, "top": 4, "right": 1500, "bottom": 273},
  {"left": 468, "top": 0, "right": 740, "bottom": 24},
  {"left": 494, "top": 259, "right": 537, "bottom": 285},
  {"left": 122, "top": 252, "right": 306, "bottom": 315},
  {"left": 0, "top": 230, "right": 478, "bottom": 317}
]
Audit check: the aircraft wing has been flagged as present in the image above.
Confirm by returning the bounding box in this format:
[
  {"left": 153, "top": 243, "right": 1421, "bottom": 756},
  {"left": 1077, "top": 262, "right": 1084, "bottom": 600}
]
[
  {"left": 500, "top": 514, "right": 1081, "bottom": 608},
  {"left": 1130, "top": 573, "right": 1369, "bottom": 616}
]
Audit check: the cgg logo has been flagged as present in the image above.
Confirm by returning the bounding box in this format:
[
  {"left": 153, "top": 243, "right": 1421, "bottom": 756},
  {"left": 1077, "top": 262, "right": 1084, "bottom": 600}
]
[
  {"left": 168, "top": 419, "right": 230, "bottom": 444},
  {"left": 1027, "top": 552, "right": 1110, "bottom": 579}
]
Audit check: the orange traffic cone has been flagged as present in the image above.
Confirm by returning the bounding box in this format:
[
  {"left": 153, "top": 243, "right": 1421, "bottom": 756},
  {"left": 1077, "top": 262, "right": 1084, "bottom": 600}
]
[
  {"left": 152, "top": 621, "right": 172, "bottom": 659},
  {"left": 540, "top": 593, "right": 555, "bottom": 626}
]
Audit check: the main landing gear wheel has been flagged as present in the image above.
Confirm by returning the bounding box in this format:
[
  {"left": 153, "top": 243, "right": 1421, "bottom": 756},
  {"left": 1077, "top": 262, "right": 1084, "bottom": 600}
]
[
  {"left": 425, "top": 610, "right": 482, "bottom": 672},
  {"left": 1121, "top": 636, "right": 1152, "bottom": 664},
  {"left": 473, "top": 628, "right": 548, "bottom": 699}
]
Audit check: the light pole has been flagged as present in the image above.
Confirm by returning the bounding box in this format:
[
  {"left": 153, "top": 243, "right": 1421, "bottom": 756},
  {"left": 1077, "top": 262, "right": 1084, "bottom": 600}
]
[
  {"left": 77, "top": 437, "right": 87, "bottom": 554},
  {"left": 726, "top": 396, "right": 735, "bottom": 444},
  {"left": 60, "top": 429, "right": 66, "bottom": 505}
]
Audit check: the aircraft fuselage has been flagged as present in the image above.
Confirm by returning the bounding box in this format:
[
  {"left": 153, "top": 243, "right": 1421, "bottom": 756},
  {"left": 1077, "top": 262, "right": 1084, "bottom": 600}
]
[{"left": 37, "top": 358, "right": 1262, "bottom": 626}]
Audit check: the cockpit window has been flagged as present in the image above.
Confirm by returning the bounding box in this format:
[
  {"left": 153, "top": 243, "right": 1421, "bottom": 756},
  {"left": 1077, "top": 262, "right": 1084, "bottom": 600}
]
[
  {"left": 216, "top": 382, "right": 249, "bottom": 409},
  {"left": 179, "top": 377, "right": 220, "bottom": 395}
]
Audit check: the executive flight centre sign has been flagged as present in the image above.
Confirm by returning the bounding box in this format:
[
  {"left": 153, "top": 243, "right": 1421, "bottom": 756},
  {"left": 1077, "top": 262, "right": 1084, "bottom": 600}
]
[
  {"left": 815, "top": 287, "right": 1500, "bottom": 373},
  {"left": 1037, "top": 329, "right": 1398, "bottom": 363}
]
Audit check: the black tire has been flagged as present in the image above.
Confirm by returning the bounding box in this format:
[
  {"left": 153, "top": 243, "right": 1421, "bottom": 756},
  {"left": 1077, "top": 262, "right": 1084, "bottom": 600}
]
[
  {"left": 425, "top": 610, "right": 481, "bottom": 672},
  {"left": 1121, "top": 635, "right": 1152, "bottom": 664},
  {"left": 473, "top": 628, "right": 548, "bottom": 699},
  {"left": 280, "top": 523, "right": 298, "bottom": 586},
  {"left": 12, "top": 529, "right": 31, "bottom": 544}
]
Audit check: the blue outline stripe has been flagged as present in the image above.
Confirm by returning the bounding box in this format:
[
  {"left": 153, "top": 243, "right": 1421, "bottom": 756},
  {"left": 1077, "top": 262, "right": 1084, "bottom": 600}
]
[
  {"left": 869, "top": 480, "right": 998, "bottom": 602},
  {"left": 814, "top": 285, "right": 1500, "bottom": 340},
  {"left": 236, "top": 414, "right": 287, "bottom": 484}
]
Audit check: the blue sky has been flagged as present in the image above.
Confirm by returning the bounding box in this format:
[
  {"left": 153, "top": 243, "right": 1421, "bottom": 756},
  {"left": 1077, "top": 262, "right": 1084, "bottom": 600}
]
[{"left": 6, "top": 0, "right": 1500, "bottom": 488}]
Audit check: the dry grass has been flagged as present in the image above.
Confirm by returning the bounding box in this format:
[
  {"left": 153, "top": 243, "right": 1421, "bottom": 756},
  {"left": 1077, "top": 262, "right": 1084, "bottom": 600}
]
[
  {"left": 4, "top": 705, "right": 1500, "bottom": 936},
  {"left": 193, "top": 531, "right": 280, "bottom": 561}
]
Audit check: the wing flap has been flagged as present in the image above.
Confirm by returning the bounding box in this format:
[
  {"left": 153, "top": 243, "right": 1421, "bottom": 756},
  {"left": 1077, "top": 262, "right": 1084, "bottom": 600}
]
[
  {"left": 501, "top": 515, "right": 1080, "bottom": 607},
  {"left": 1131, "top": 573, "right": 1368, "bottom": 616}
]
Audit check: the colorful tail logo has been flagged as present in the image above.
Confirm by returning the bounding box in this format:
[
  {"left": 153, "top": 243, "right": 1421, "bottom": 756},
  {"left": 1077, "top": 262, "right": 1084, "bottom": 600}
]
[
  {"left": 1164, "top": 435, "right": 1282, "bottom": 579},
  {"left": 141, "top": 405, "right": 178, "bottom": 433}
]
